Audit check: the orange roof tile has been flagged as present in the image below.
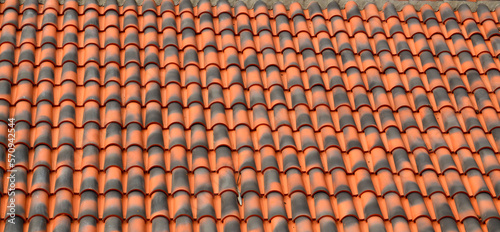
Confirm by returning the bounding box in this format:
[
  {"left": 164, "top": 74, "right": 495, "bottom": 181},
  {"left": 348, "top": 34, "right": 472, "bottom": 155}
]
[{"left": 1, "top": 0, "right": 500, "bottom": 231}]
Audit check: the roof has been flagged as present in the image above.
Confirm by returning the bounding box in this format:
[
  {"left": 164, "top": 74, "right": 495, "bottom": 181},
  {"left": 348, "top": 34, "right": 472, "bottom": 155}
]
[{"left": 1, "top": 0, "right": 500, "bottom": 231}]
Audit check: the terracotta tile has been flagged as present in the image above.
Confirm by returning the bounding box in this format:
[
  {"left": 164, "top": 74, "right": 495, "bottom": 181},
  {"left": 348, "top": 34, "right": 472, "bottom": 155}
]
[{"left": 1, "top": 0, "right": 500, "bottom": 231}]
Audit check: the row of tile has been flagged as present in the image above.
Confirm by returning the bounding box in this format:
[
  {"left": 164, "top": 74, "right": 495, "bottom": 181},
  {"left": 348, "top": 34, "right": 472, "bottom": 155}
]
[
  {"left": 2, "top": 61, "right": 500, "bottom": 94},
  {"left": 1, "top": 8, "right": 500, "bottom": 42},
  {"left": 1, "top": 45, "right": 500, "bottom": 76},
  {"left": 2, "top": 185, "right": 499, "bottom": 221},
  {"left": 3, "top": 80, "right": 500, "bottom": 110},
  {"left": 0, "top": 111, "right": 499, "bottom": 152},
  {"left": 0, "top": 0, "right": 499, "bottom": 24},
  {"left": 2, "top": 151, "right": 500, "bottom": 197}
]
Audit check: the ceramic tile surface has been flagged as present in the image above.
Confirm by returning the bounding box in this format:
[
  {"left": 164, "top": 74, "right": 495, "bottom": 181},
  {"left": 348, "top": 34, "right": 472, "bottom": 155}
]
[{"left": 1, "top": 0, "right": 500, "bottom": 231}]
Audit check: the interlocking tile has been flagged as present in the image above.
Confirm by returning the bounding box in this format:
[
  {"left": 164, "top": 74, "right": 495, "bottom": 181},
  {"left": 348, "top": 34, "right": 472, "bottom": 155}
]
[{"left": 1, "top": 0, "right": 500, "bottom": 231}]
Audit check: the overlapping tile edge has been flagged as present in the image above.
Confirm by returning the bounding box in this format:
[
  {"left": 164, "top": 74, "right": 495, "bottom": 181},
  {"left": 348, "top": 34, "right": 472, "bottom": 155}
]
[{"left": 0, "top": 0, "right": 500, "bottom": 231}]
